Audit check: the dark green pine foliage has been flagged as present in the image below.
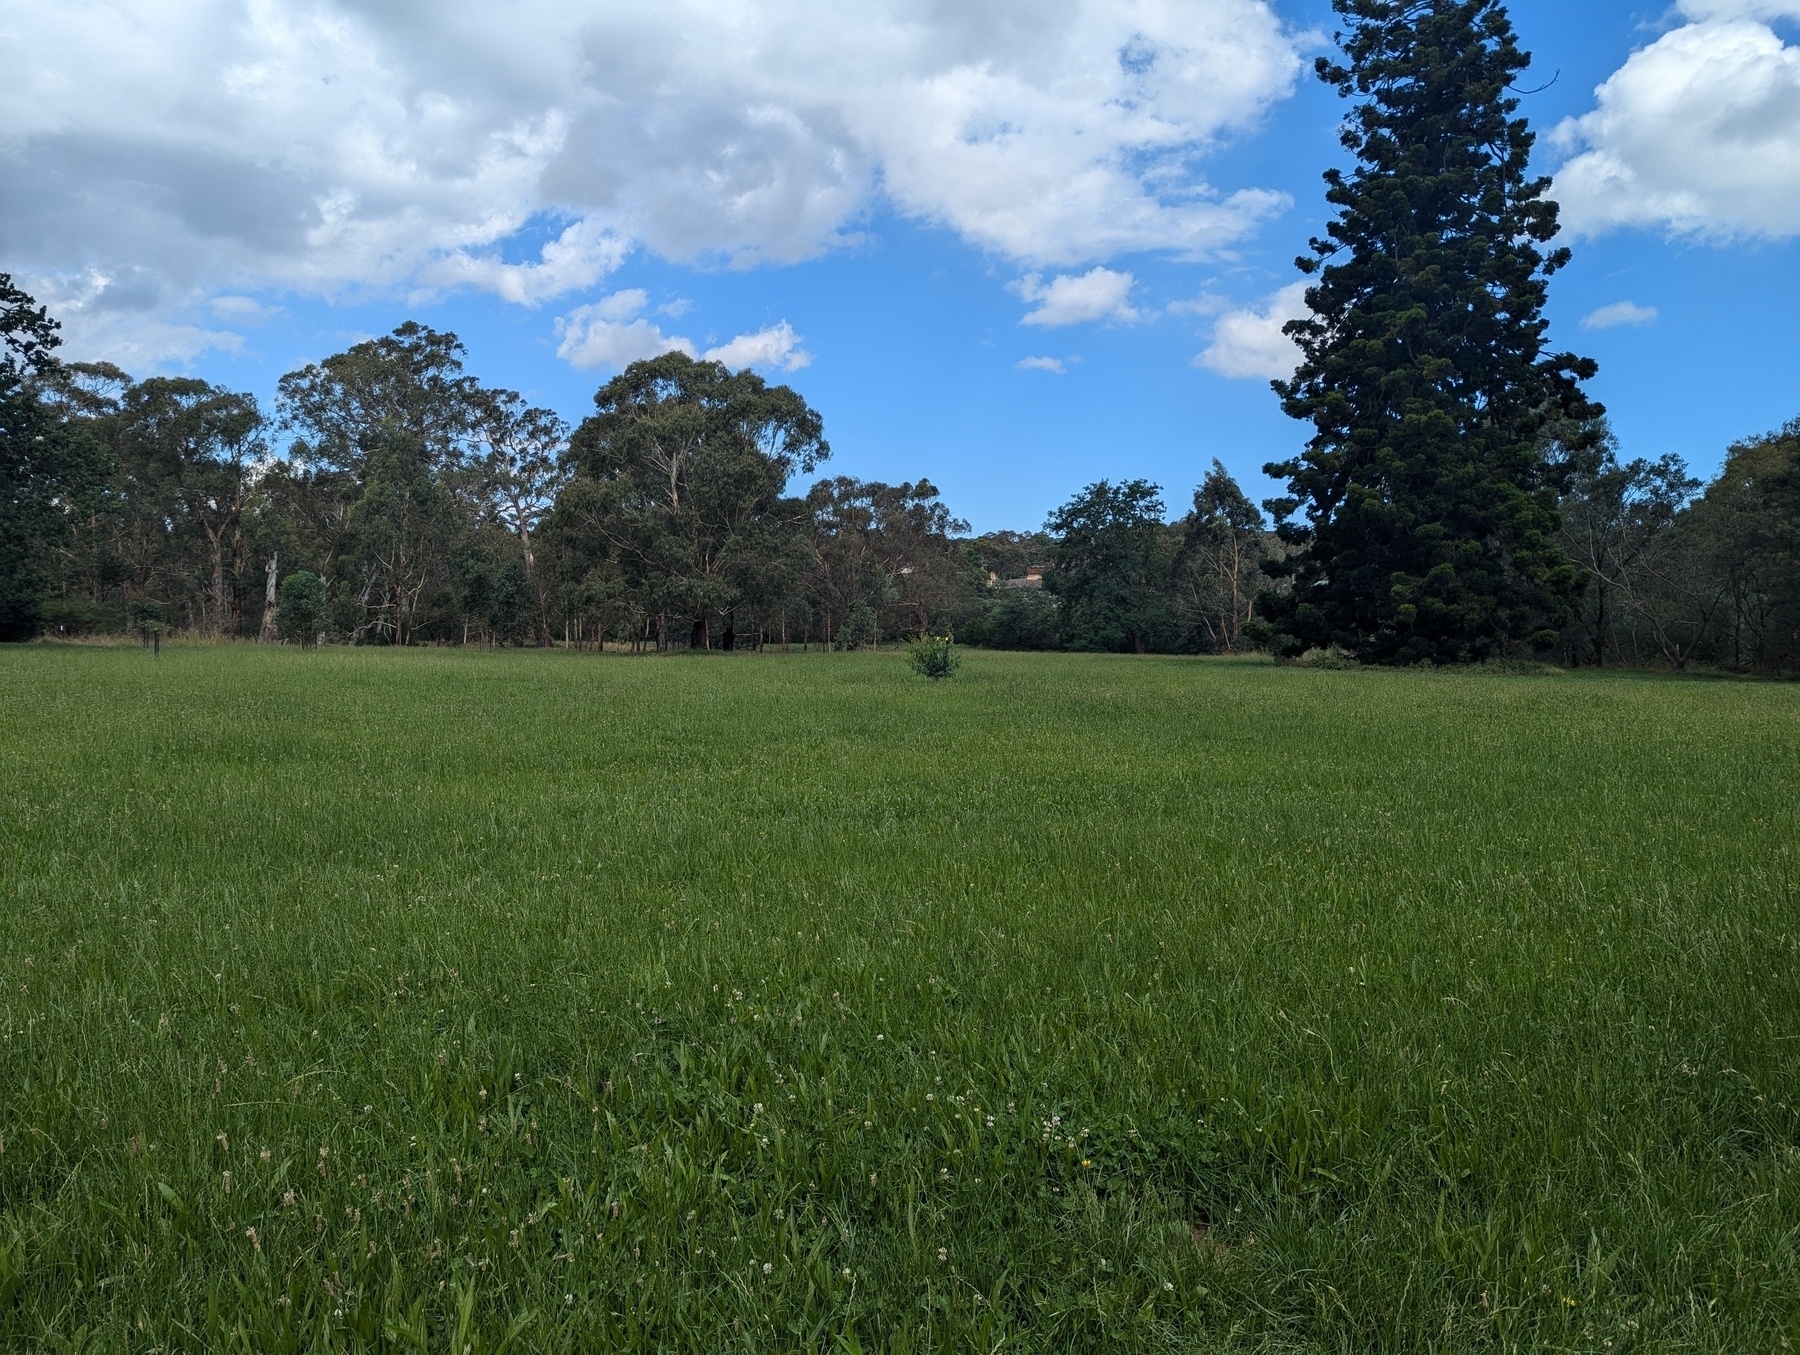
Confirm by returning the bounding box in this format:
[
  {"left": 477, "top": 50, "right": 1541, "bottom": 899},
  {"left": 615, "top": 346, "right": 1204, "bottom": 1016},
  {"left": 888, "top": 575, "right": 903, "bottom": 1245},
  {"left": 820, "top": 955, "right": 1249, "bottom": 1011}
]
[
  {"left": 0, "top": 276, "right": 108, "bottom": 641},
  {"left": 1263, "top": 0, "right": 1600, "bottom": 663}
]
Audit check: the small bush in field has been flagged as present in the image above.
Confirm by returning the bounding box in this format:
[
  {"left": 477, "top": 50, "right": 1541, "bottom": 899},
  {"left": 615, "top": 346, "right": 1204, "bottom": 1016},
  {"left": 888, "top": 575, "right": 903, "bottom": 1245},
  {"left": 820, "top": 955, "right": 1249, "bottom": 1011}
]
[{"left": 906, "top": 632, "right": 960, "bottom": 680}]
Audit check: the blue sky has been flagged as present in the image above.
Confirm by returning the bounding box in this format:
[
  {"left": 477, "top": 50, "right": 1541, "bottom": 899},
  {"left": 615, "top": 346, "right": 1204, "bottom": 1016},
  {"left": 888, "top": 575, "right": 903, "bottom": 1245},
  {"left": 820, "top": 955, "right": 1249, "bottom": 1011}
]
[{"left": 5, "top": 0, "right": 1798, "bottom": 532}]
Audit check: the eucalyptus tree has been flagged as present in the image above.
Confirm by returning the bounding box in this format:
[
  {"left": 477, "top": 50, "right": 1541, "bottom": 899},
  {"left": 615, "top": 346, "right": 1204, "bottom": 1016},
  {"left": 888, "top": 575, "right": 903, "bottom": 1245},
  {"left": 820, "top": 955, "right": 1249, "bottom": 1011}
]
[
  {"left": 1264, "top": 0, "right": 1599, "bottom": 663},
  {"left": 114, "top": 378, "right": 265, "bottom": 634},
  {"left": 1556, "top": 422, "right": 1701, "bottom": 667},
  {"left": 1045, "top": 480, "right": 1174, "bottom": 654},
  {"left": 552, "top": 352, "right": 828, "bottom": 650},
  {"left": 1686, "top": 420, "right": 1800, "bottom": 673},
  {"left": 805, "top": 477, "right": 976, "bottom": 644},
  {"left": 1172, "top": 460, "right": 1269, "bottom": 654},
  {"left": 473, "top": 390, "right": 568, "bottom": 645},
  {"left": 276, "top": 324, "right": 485, "bottom": 643}
]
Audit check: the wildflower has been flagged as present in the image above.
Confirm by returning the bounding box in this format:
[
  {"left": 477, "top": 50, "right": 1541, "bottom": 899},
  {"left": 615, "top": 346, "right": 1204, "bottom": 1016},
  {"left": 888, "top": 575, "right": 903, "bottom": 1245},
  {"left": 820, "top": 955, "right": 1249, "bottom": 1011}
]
[
  {"left": 752, "top": 1103, "right": 763, "bottom": 1115},
  {"left": 1164, "top": 1282, "right": 1175, "bottom": 1292},
  {"left": 566, "top": 1294, "right": 574, "bottom": 1305},
  {"left": 937, "top": 1248, "right": 947, "bottom": 1262},
  {"left": 762, "top": 1263, "right": 773, "bottom": 1276},
  {"left": 863, "top": 1120, "right": 871, "bottom": 1129},
  {"left": 282, "top": 1188, "right": 296, "bottom": 1208},
  {"left": 869, "top": 1173, "right": 878, "bottom": 1185},
  {"left": 842, "top": 1268, "right": 851, "bottom": 1278},
  {"left": 260, "top": 1147, "right": 271, "bottom": 1163}
]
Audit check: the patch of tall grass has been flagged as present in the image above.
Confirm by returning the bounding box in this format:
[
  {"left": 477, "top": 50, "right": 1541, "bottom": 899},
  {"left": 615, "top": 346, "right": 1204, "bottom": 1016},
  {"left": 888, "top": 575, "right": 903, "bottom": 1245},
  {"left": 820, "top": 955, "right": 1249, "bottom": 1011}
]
[{"left": 0, "top": 646, "right": 1795, "bottom": 1350}]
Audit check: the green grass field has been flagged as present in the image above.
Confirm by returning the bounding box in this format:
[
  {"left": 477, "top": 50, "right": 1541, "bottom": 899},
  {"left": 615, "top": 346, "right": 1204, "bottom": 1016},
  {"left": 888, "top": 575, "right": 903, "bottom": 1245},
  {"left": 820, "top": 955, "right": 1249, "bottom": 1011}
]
[{"left": 1, "top": 646, "right": 1797, "bottom": 1352}]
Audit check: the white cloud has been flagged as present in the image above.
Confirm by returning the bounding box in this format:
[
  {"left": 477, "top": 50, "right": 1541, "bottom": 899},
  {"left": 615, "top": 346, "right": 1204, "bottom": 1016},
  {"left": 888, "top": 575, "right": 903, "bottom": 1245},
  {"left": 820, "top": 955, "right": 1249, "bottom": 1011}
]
[
  {"left": 1195, "top": 281, "right": 1306, "bottom": 380},
  {"left": 1013, "top": 267, "right": 1140, "bottom": 327},
  {"left": 1553, "top": 14, "right": 1800, "bottom": 239},
  {"left": 0, "top": 0, "right": 1302, "bottom": 366},
  {"left": 1582, "top": 300, "right": 1659, "bottom": 330},
  {"left": 555, "top": 291, "right": 696, "bottom": 370},
  {"left": 420, "top": 218, "right": 631, "bottom": 305},
  {"left": 208, "top": 295, "right": 280, "bottom": 322},
  {"left": 17, "top": 266, "right": 243, "bottom": 368},
  {"left": 1167, "top": 291, "right": 1229, "bottom": 317},
  {"left": 1016, "top": 355, "right": 1067, "bottom": 373},
  {"left": 553, "top": 290, "right": 810, "bottom": 372},
  {"left": 702, "top": 321, "right": 811, "bottom": 372},
  {"left": 1677, "top": 1, "right": 1800, "bottom": 18}
]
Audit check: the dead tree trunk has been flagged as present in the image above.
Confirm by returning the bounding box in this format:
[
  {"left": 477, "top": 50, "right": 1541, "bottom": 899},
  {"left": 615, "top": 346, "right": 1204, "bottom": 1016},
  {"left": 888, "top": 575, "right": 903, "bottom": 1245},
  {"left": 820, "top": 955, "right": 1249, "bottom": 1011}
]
[{"left": 258, "top": 553, "right": 280, "bottom": 643}]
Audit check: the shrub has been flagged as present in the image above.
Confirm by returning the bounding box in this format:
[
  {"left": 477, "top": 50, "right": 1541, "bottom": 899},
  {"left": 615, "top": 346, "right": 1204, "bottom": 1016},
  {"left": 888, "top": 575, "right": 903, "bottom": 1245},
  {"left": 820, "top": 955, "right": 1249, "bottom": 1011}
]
[
  {"left": 835, "top": 603, "right": 879, "bottom": 652},
  {"left": 906, "top": 632, "right": 960, "bottom": 680},
  {"left": 276, "top": 572, "right": 329, "bottom": 647}
]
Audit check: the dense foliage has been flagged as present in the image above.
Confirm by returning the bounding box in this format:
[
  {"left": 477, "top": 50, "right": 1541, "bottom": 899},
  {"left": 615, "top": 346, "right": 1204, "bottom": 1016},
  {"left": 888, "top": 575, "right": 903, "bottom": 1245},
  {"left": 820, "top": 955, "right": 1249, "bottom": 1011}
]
[
  {"left": 0, "top": 265, "right": 1792, "bottom": 670},
  {"left": 0, "top": 275, "right": 108, "bottom": 641},
  {"left": 1263, "top": 0, "right": 1600, "bottom": 664},
  {"left": 4, "top": 291, "right": 1275, "bottom": 656},
  {"left": 1555, "top": 417, "right": 1800, "bottom": 674}
]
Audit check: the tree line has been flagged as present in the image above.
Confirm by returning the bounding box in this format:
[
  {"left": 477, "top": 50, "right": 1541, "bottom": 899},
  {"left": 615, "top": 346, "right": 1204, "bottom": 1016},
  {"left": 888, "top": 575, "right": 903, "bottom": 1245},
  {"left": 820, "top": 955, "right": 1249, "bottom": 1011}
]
[
  {"left": 0, "top": 273, "right": 1794, "bottom": 671},
  {"left": 3, "top": 0, "right": 1796, "bottom": 671},
  {"left": 0, "top": 302, "right": 1278, "bottom": 657}
]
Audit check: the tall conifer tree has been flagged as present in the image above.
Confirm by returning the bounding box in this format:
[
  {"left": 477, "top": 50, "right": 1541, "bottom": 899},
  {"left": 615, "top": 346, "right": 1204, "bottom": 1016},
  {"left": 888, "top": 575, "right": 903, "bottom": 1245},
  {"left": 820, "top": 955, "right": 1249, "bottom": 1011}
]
[{"left": 1262, "top": 0, "right": 1599, "bottom": 663}]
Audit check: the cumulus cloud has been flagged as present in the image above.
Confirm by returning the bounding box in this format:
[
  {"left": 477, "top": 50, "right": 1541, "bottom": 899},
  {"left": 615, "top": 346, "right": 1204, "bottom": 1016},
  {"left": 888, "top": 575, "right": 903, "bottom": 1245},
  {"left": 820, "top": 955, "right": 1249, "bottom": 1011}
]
[
  {"left": 1195, "top": 281, "right": 1306, "bottom": 380},
  {"left": 1582, "top": 300, "right": 1659, "bottom": 330},
  {"left": 1553, "top": 12, "right": 1800, "bottom": 239},
  {"left": 554, "top": 290, "right": 809, "bottom": 372},
  {"left": 421, "top": 218, "right": 632, "bottom": 305},
  {"left": 702, "top": 321, "right": 811, "bottom": 372},
  {"left": 0, "top": 0, "right": 1303, "bottom": 365},
  {"left": 1016, "top": 356, "right": 1067, "bottom": 373},
  {"left": 1013, "top": 267, "right": 1140, "bottom": 327},
  {"left": 1677, "top": 1, "right": 1800, "bottom": 17},
  {"left": 207, "top": 295, "right": 281, "bottom": 322},
  {"left": 14, "top": 266, "right": 244, "bottom": 369}
]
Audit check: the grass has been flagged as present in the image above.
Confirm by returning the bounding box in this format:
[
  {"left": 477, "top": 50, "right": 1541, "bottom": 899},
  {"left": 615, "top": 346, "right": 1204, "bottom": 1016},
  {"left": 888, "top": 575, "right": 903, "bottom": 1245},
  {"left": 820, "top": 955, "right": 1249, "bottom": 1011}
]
[{"left": 0, "top": 644, "right": 1796, "bottom": 1352}]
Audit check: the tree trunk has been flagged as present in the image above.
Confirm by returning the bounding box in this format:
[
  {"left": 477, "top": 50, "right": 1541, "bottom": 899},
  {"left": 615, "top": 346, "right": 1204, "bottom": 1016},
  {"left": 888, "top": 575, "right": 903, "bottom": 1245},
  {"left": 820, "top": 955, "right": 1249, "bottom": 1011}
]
[
  {"left": 691, "top": 613, "right": 708, "bottom": 650},
  {"left": 229, "top": 521, "right": 244, "bottom": 637},
  {"left": 721, "top": 610, "right": 736, "bottom": 651},
  {"left": 258, "top": 554, "right": 279, "bottom": 643}
]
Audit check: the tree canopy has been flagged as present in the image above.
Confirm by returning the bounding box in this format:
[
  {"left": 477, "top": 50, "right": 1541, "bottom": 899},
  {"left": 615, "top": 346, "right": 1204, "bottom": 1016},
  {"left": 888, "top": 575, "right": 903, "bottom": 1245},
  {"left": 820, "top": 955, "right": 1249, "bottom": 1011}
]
[{"left": 0, "top": 275, "right": 108, "bottom": 641}]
